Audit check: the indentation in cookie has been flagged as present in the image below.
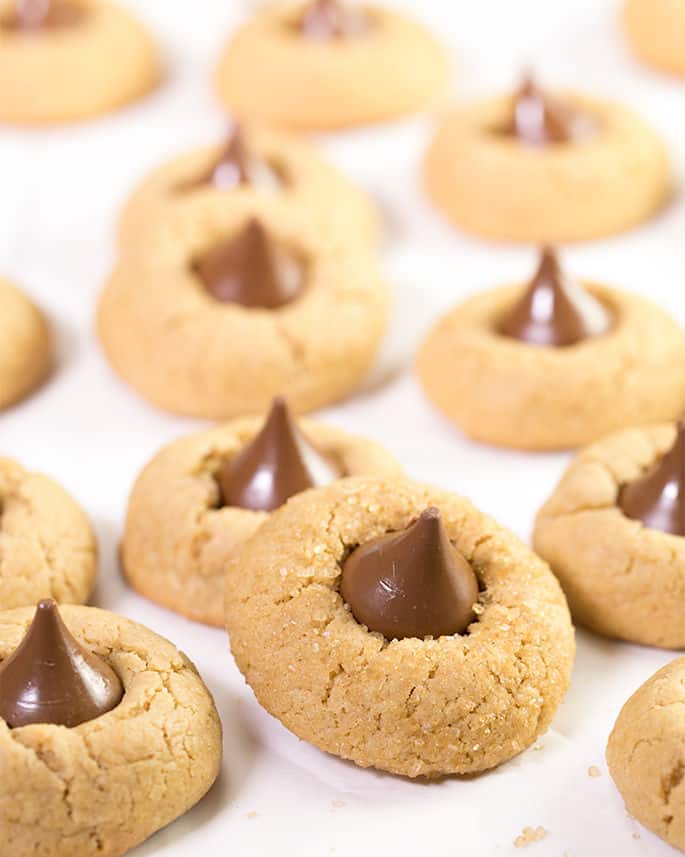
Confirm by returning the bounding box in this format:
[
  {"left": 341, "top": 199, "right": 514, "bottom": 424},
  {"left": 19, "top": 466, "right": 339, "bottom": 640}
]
[
  {"left": 498, "top": 246, "right": 612, "bottom": 347},
  {"left": 619, "top": 420, "right": 685, "bottom": 535},
  {"left": 340, "top": 506, "right": 479, "bottom": 639},
  {"left": 193, "top": 218, "right": 305, "bottom": 308},
  {"left": 217, "top": 396, "right": 340, "bottom": 512},
  {"left": 0, "top": 599, "right": 123, "bottom": 728}
]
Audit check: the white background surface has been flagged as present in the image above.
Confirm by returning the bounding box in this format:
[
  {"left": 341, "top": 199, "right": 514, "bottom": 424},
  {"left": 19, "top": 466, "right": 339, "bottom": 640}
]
[{"left": 1, "top": 0, "right": 684, "bottom": 854}]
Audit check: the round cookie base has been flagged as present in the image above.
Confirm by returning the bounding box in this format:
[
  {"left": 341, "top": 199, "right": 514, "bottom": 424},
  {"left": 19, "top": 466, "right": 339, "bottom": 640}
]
[
  {"left": 417, "top": 283, "right": 685, "bottom": 451},
  {"left": 607, "top": 656, "right": 685, "bottom": 851},
  {"left": 0, "top": 604, "right": 222, "bottom": 857},
  {"left": 122, "top": 418, "right": 403, "bottom": 627},
  {"left": 423, "top": 94, "right": 670, "bottom": 242},
  {"left": 534, "top": 423, "right": 685, "bottom": 648},
  {"left": 225, "top": 476, "right": 575, "bottom": 778},
  {"left": 0, "top": 0, "right": 159, "bottom": 124}
]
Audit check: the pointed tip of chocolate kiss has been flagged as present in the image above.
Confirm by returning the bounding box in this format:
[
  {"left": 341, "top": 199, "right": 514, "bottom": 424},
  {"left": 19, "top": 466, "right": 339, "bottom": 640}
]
[
  {"left": 507, "top": 72, "right": 573, "bottom": 146},
  {"left": 340, "top": 506, "right": 479, "bottom": 640},
  {"left": 193, "top": 218, "right": 303, "bottom": 310},
  {"left": 217, "top": 395, "right": 339, "bottom": 512},
  {"left": 0, "top": 599, "right": 123, "bottom": 729}
]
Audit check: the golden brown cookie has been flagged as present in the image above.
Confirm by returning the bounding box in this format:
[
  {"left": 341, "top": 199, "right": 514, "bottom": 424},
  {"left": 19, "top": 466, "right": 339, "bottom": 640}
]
[
  {"left": 225, "top": 475, "right": 575, "bottom": 778},
  {"left": 0, "top": 456, "right": 97, "bottom": 609},
  {"left": 0, "top": 603, "right": 222, "bottom": 857},
  {"left": 98, "top": 206, "right": 389, "bottom": 419},
  {"left": 622, "top": 0, "right": 685, "bottom": 77},
  {"left": 0, "top": 277, "right": 51, "bottom": 409},
  {"left": 0, "top": 0, "right": 159, "bottom": 124},
  {"left": 215, "top": 1, "right": 449, "bottom": 129},
  {"left": 118, "top": 124, "right": 379, "bottom": 255},
  {"left": 417, "top": 272, "right": 685, "bottom": 450},
  {"left": 534, "top": 423, "right": 685, "bottom": 648},
  {"left": 607, "top": 656, "right": 685, "bottom": 851},
  {"left": 424, "top": 90, "right": 669, "bottom": 242},
  {"left": 122, "top": 413, "right": 402, "bottom": 626}
]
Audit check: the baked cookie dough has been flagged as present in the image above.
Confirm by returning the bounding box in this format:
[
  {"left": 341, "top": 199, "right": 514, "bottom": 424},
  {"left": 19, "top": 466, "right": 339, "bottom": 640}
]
[
  {"left": 607, "top": 656, "right": 685, "bottom": 851},
  {"left": 118, "top": 124, "right": 378, "bottom": 256},
  {"left": 534, "top": 422, "right": 685, "bottom": 648},
  {"left": 0, "top": 602, "right": 221, "bottom": 857},
  {"left": 622, "top": 0, "right": 685, "bottom": 77},
  {"left": 417, "top": 252, "right": 685, "bottom": 450},
  {"left": 215, "top": 0, "right": 449, "bottom": 129},
  {"left": 0, "top": 456, "right": 97, "bottom": 609},
  {"left": 123, "top": 405, "right": 402, "bottom": 626},
  {"left": 424, "top": 80, "right": 670, "bottom": 242},
  {"left": 98, "top": 208, "right": 389, "bottom": 419},
  {"left": 0, "top": 0, "right": 159, "bottom": 124},
  {"left": 225, "top": 475, "right": 575, "bottom": 778},
  {"left": 0, "top": 277, "right": 51, "bottom": 409}
]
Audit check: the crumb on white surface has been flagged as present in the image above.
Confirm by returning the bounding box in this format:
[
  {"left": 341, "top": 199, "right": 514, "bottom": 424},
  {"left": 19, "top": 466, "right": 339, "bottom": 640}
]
[
  {"left": 514, "top": 826, "right": 547, "bottom": 848},
  {"left": 331, "top": 799, "right": 346, "bottom": 809},
  {"left": 588, "top": 765, "right": 601, "bottom": 778},
  {"left": 246, "top": 811, "right": 257, "bottom": 820},
  {"left": 632, "top": 832, "right": 641, "bottom": 840}
]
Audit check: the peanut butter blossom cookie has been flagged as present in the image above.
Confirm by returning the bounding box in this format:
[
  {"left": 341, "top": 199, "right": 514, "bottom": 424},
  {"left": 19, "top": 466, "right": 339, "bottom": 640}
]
[
  {"left": 225, "top": 476, "right": 574, "bottom": 778},
  {"left": 424, "top": 73, "right": 669, "bottom": 241},
  {"left": 607, "top": 657, "right": 685, "bottom": 851},
  {"left": 622, "top": 0, "right": 685, "bottom": 77},
  {"left": 535, "top": 421, "right": 685, "bottom": 648},
  {"left": 0, "top": 277, "right": 51, "bottom": 409},
  {"left": 99, "top": 209, "right": 389, "bottom": 418},
  {"left": 0, "top": 0, "right": 159, "bottom": 124},
  {"left": 0, "top": 457, "right": 97, "bottom": 609},
  {"left": 0, "top": 600, "right": 221, "bottom": 857},
  {"left": 417, "top": 247, "right": 685, "bottom": 450},
  {"left": 123, "top": 397, "right": 402, "bottom": 626},
  {"left": 215, "top": 0, "right": 449, "bottom": 129},
  {"left": 118, "top": 124, "right": 379, "bottom": 254}
]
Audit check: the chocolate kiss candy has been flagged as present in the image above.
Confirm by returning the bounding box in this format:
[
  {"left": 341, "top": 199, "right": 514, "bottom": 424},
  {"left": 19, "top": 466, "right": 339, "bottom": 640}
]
[
  {"left": 13, "top": 0, "right": 81, "bottom": 29},
  {"left": 299, "top": 0, "right": 368, "bottom": 40},
  {"left": 218, "top": 396, "right": 340, "bottom": 512},
  {"left": 194, "top": 218, "right": 303, "bottom": 309},
  {"left": 340, "top": 507, "right": 479, "bottom": 640},
  {"left": 505, "top": 73, "right": 573, "bottom": 146},
  {"left": 498, "top": 246, "right": 611, "bottom": 347},
  {"left": 619, "top": 421, "right": 685, "bottom": 536},
  {"left": 0, "top": 599, "right": 123, "bottom": 728},
  {"left": 196, "top": 125, "right": 250, "bottom": 191}
]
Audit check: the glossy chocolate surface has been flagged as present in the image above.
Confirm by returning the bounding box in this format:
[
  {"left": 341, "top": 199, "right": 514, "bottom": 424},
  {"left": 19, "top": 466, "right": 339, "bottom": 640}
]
[
  {"left": 8, "top": 0, "right": 83, "bottom": 29},
  {"left": 498, "top": 247, "right": 611, "bottom": 347},
  {"left": 0, "top": 599, "right": 123, "bottom": 728},
  {"left": 189, "top": 126, "right": 282, "bottom": 192},
  {"left": 218, "top": 397, "right": 340, "bottom": 512},
  {"left": 340, "top": 507, "right": 479, "bottom": 640},
  {"left": 194, "top": 218, "right": 303, "bottom": 309},
  {"left": 620, "top": 421, "right": 685, "bottom": 536}
]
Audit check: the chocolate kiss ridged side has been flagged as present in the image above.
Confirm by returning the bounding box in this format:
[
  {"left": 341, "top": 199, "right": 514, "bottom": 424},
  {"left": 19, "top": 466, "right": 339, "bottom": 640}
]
[
  {"left": 340, "top": 507, "right": 479, "bottom": 640},
  {"left": 218, "top": 397, "right": 340, "bottom": 512},
  {"left": 299, "top": 0, "right": 368, "bottom": 39},
  {"left": 504, "top": 73, "right": 573, "bottom": 146},
  {"left": 0, "top": 599, "right": 123, "bottom": 728},
  {"left": 620, "top": 421, "right": 685, "bottom": 536},
  {"left": 194, "top": 218, "right": 303, "bottom": 309},
  {"left": 498, "top": 246, "right": 611, "bottom": 347}
]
